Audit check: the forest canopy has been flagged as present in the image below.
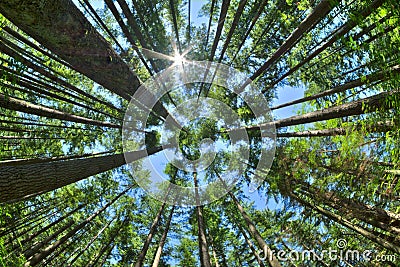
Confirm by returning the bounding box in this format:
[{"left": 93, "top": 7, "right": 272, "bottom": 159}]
[{"left": 0, "top": 0, "right": 399, "bottom": 266}]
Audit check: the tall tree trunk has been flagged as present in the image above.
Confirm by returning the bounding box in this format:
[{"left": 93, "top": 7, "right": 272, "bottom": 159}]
[
  {"left": 289, "top": 190, "right": 400, "bottom": 254},
  {"left": 228, "top": 190, "right": 281, "bottom": 267},
  {"left": 0, "top": 93, "right": 120, "bottom": 129},
  {"left": 277, "top": 121, "right": 394, "bottom": 137},
  {"left": 0, "top": 0, "right": 137, "bottom": 100},
  {"left": 248, "top": 0, "right": 339, "bottom": 84},
  {"left": 271, "top": 65, "right": 400, "bottom": 110},
  {"left": 236, "top": 223, "right": 266, "bottom": 267},
  {"left": 194, "top": 172, "right": 212, "bottom": 267},
  {"left": 265, "top": 0, "right": 385, "bottom": 91},
  {"left": 152, "top": 206, "right": 175, "bottom": 267},
  {"left": 299, "top": 183, "right": 400, "bottom": 235},
  {"left": 134, "top": 202, "right": 167, "bottom": 267},
  {"left": 24, "top": 186, "right": 132, "bottom": 266},
  {"left": 242, "top": 91, "right": 399, "bottom": 131},
  {"left": 0, "top": 146, "right": 164, "bottom": 202}
]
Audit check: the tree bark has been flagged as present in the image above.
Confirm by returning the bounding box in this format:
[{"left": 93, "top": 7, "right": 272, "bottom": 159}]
[
  {"left": 265, "top": 0, "right": 385, "bottom": 91},
  {"left": 152, "top": 206, "right": 175, "bottom": 267},
  {"left": 134, "top": 202, "right": 167, "bottom": 267},
  {"left": 248, "top": 0, "right": 339, "bottom": 84},
  {"left": 243, "top": 91, "right": 399, "bottom": 131},
  {"left": 271, "top": 65, "right": 400, "bottom": 110},
  {"left": 194, "top": 172, "right": 212, "bottom": 267},
  {"left": 0, "top": 146, "right": 163, "bottom": 202},
  {"left": 0, "top": 93, "right": 121, "bottom": 129}
]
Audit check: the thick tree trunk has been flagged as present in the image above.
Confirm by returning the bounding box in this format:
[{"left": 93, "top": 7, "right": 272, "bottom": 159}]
[
  {"left": 0, "top": 93, "right": 120, "bottom": 129},
  {"left": 0, "top": 0, "right": 137, "bottom": 100},
  {"left": 0, "top": 146, "right": 163, "bottom": 202},
  {"left": 152, "top": 206, "right": 175, "bottom": 267}
]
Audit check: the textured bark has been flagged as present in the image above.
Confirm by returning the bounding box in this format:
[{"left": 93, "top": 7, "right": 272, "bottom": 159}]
[
  {"left": 0, "top": 150, "right": 115, "bottom": 167},
  {"left": 265, "top": 0, "right": 385, "bottom": 91},
  {"left": 152, "top": 206, "right": 175, "bottom": 267},
  {"left": 0, "top": 146, "right": 163, "bottom": 202},
  {"left": 249, "top": 0, "right": 339, "bottom": 83},
  {"left": 209, "top": 0, "right": 231, "bottom": 62},
  {"left": 0, "top": 93, "right": 120, "bottom": 129},
  {"left": 0, "top": 0, "right": 137, "bottom": 100},
  {"left": 271, "top": 65, "right": 400, "bottom": 110},
  {"left": 194, "top": 173, "right": 212, "bottom": 267},
  {"left": 244, "top": 91, "right": 399, "bottom": 131},
  {"left": 277, "top": 121, "right": 394, "bottom": 137}
]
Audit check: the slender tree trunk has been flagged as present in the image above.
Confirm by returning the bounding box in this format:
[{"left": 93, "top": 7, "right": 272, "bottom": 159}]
[
  {"left": 228, "top": 190, "right": 281, "bottom": 267},
  {"left": 134, "top": 202, "right": 167, "bottom": 267},
  {"left": 217, "top": 0, "right": 247, "bottom": 63},
  {"left": 265, "top": 0, "right": 385, "bottom": 91},
  {"left": 0, "top": 146, "right": 163, "bottom": 202},
  {"left": 243, "top": 90, "right": 399, "bottom": 131},
  {"left": 194, "top": 172, "right": 212, "bottom": 267},
  {"left": 271, "top": 65, "right": 400, "bottom": 110},
  {"left": 0, "top": 93, "right": 121, "bottom": 129},
  {"left": 299, "top": 183, "right": 400, "bottom": 235},
  {"left": 24, "top": 186, "right": 132, "bottom": 266},
  {"left": 152, "top": 206, "right": 175, "bottom": 267},
  {"left": 277, "top": 121, "right": 394, "bottom": 137},
  {"left": 289, "top": 191, "right": 400, "bottom": 254},
  {"left": 237, "top": 223, "right": 266, "bottom": 267},
  {"left": 248, "top": 0, "right": 339, "bottom": 84}
]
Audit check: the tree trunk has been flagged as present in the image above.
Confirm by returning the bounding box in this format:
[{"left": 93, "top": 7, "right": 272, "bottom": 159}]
[
  {"left": 271, "top": 65, "right": 400, "bottom": 110},
  {"left": 152, "top": 206, "right": 175, "bottom": 267},
  {"left": 276, "top": 121, "right": 394, "bottom": 137},
  {"left": 248, "top": 0, "right": 339, "bottom": 84},
  {"left": 134, "top": 202, "right": 167, "bottom": 267},
  {"left": 228, "top": 190, "right": 281, "bottom": 267},
  {"left": 194, "top": 172, "right": 212, "bottom": 267},
  {"left": 0, "top": 93, "right": 120, "bottom": 129},
  {"left": 237, "top": 223, "right": 265, "bottom": 267},
  {"left": 0, "top": 146, "right": 163, "bottom": 202},
  {"left": 289, "top": 191, "right": 400, "bottom": 254},
  {"left": 265, "top": 0, "right": 385, "bottom": 91},
  {"left": 0, "top": 0, "right": 138, "bottom": 101},
  {"left": 243, "top": 90, "right": 399, "bottom": 131},
  {"left": 24, "top": 186, "right": 132, "bottom": 266}
]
